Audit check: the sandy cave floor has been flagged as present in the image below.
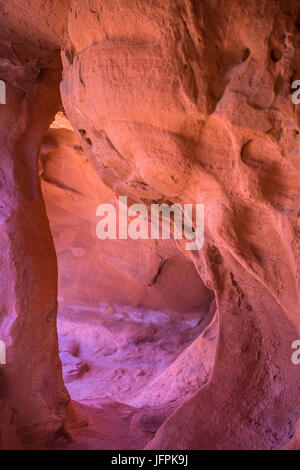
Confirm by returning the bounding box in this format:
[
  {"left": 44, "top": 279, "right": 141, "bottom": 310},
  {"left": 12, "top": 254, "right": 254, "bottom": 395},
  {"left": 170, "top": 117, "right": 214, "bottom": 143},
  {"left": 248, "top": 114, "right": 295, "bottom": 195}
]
[{"left": 58, "top": 303, "right": 211, "bottom": 449}]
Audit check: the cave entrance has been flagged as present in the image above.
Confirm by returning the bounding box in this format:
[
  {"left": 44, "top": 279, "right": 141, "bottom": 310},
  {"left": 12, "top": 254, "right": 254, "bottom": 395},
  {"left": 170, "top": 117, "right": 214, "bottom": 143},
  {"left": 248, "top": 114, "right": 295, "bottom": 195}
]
[{"left": 40, "top": 113, "right": 217, "bottom": 445}]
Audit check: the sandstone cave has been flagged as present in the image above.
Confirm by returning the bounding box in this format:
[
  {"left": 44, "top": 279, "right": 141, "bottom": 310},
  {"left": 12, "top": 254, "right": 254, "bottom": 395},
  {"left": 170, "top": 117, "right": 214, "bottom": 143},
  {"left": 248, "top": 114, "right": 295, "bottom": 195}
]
[{"left": 0, "top": 0, "right": 299, "bottom": 452}]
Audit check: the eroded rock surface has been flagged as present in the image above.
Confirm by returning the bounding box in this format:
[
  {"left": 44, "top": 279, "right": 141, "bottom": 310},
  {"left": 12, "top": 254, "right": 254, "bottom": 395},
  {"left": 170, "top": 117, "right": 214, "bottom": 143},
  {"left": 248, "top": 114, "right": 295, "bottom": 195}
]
[
  {"left": 0, "top": 43, "right": 76, "bottom": 450},
  {"left": 0, "top": 0, "right": 299, "bottom": 451},
  {"left": 61, "top": 0, "right": 300, "bottom": 450},
  {"left": 40, "top": 123, "right": 213, "bottom": 314},
  {"left": 39, "top": 118, "right": 215, "bottom": 411}
]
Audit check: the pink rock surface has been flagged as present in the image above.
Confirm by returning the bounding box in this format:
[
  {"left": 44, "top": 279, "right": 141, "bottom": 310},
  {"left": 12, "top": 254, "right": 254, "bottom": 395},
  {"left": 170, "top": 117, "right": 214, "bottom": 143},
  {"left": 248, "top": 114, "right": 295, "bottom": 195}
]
[
  {"left": 40, "top": 123, "right": 213, "bottom": 314},
  {"left": 0, "top": 41, "right": 78, "bottom": 449},
  {"left": 61, "top": 0, "right": 300, "bottom": 450},
  {"left": 0, "top": 0, "right": 299, "bottom": 451},
  {"left": 39, "top": 120, "right": 215, "bottom": 420}
]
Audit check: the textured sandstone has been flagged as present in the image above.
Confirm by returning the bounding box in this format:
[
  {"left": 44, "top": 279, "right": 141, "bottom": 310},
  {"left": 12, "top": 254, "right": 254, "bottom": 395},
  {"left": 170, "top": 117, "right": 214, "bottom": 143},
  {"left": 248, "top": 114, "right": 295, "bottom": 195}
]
[
  {"left": 0, "top": 46, "right": 76, "bottom": 448},
  {"left": 61, "top": 0, "right": 300, "bottom": 450},
  {"left": 40, "top": 119, "right": 215, "bottom": 408},
  {"left": 40, "top": 122, "right": 213, "bottom": 312},
  {"left": 0, "top": 0, "right": 299, "bottom": 451}
]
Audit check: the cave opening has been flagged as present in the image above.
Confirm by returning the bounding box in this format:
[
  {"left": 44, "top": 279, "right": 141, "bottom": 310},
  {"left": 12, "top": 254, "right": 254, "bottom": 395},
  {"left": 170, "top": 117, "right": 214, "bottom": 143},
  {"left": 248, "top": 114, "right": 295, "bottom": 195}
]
[{"left": 38, "top": 112, "right": 217, "bottom": 447}]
